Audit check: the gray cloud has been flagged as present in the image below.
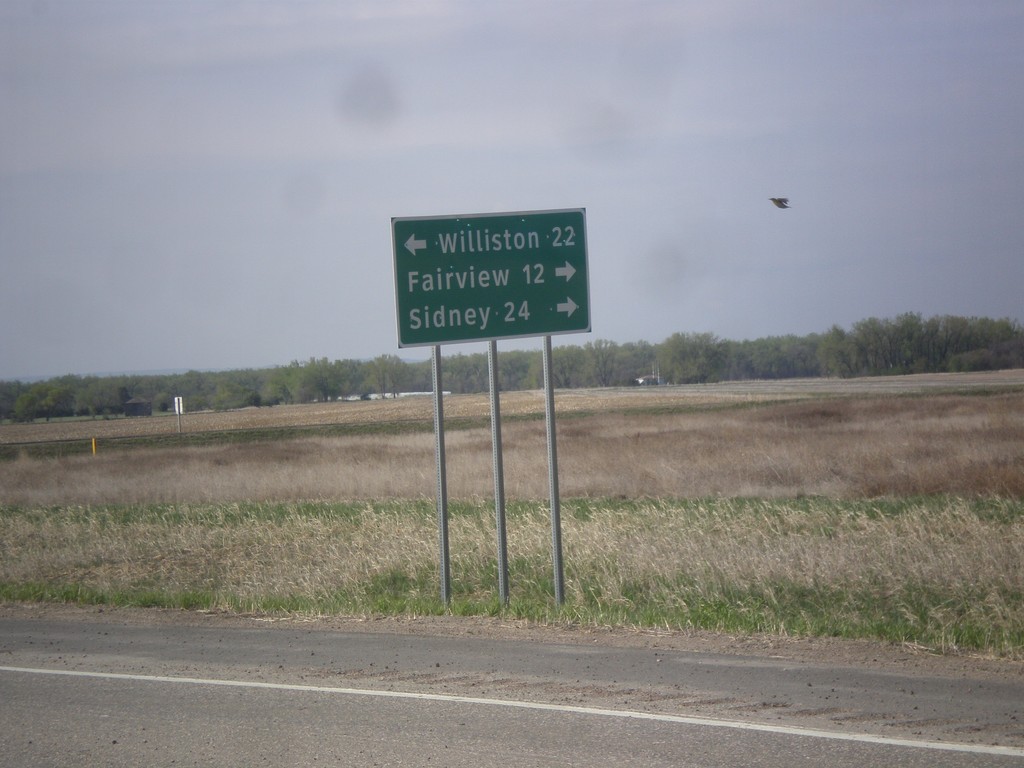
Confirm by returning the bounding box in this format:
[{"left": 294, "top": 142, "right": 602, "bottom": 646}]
[
  {"left": 1, "top": 1, "right": 1021, "bottom": 378},
  {"left": 336, "top": 62, "right": 401, "bottom": 130}
]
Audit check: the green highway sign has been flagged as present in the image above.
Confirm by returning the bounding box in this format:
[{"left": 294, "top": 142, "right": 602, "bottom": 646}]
[{"left": 392, "top": 208, "right": 590, "bottom": 347}]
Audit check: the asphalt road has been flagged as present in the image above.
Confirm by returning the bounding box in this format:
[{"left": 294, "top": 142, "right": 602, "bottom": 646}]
[{"left": 1, "top": 608, "right": 1022, "bottom": 767}]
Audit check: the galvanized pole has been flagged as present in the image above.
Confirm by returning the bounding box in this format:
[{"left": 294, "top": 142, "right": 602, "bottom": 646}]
[
  {"left": 488, "top": 339, "right": 510, "bottom": 605},
  {"left": 431, "top": 346, "right": 452, "bottom": 604},
  {"left": 542, "top": 335, "right": 566, "bottom": 605}
]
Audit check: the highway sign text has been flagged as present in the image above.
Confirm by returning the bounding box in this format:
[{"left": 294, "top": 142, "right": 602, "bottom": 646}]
[{"left": 392, "top": 209, "right": 590, "bottom": 347}]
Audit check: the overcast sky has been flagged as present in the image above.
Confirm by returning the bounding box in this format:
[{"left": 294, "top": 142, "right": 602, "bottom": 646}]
[{"left": 2, "top": 1, "right": 1022, "bottom": 380}]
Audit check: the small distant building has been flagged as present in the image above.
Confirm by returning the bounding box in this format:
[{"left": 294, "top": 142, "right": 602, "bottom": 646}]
[
  {"left": 124, "top": 397, "right": 152, "bottom": 417},
  {"left": 636, "top": 364, "right": 663, "bottom": 386},
  {"left": 636, "top": 374, "right": 663, "bottom": 386}
]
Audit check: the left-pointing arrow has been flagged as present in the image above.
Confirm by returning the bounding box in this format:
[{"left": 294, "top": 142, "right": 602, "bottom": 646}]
[
  {"left": 405, "top": 234, "right": 427, "bottom": 255},
  {"left": 556, "top": 297, "right": 578, "bottom": 317}
]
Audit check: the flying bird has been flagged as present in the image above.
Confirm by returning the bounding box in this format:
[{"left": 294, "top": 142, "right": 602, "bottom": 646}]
[{"left": 769, "top": 197, "right": 790, "bottom": 208}]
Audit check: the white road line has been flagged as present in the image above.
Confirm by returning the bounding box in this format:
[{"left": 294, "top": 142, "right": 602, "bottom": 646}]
[{"left": 2, "top": 665, "right": 1021, "bottom": 758}]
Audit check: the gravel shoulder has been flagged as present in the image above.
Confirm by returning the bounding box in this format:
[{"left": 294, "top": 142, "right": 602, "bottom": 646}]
[
  {"left": 6, "top": 602, "right": 1024, "bottom": 750},
  {"left": 4, "top": 602, "right": 1020, "bottom": 684}
]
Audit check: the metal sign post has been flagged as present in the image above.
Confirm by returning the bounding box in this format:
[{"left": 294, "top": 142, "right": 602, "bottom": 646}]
[
  {"left": 488, "top": 340, "right": 510, "bottom": 606},
  {"left": 542, "top": 335, "right": 565, "bottom": 604},
  {"left": 431, "top": 346, "right": 452, "bottom": 603}
]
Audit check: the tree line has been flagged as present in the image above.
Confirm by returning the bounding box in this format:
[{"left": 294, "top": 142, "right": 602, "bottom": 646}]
[{"left": 2, "top": 313, "right": 1021, "bottom": 422}]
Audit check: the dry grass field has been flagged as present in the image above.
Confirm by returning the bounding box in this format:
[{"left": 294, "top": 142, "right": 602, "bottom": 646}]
[
  {"left": 2, "top": 370, "right": 1023, "bottom": 504},
  {"left": 2, "top": 370, "right": 1023, "bottom": 656},
  {"left": 3, "top": 368, "right": 1023, "bottom": 444}
]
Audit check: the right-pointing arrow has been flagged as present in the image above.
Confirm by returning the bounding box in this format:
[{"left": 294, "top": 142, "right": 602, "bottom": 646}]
[
  {"left": 555, "top": 261, "right": 576, "bottom": 282},
  {"left": 556, "top": 297, "right": 578, "bottom": 317}
]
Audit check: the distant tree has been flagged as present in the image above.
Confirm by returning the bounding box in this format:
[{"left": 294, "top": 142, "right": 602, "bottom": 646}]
[
  {"left": 400, "top": 358, "right": 433, "bottom": 393},
  {"left": 658, "top": 332, "right": 726, "bottom": 384},
  {"left": 211, "top": 375, "right": 264, "bottom": 410},
  {"left": 948, "top": 317, "right": 1024, "bottom": 371},
  {"left": 893, "top": 312, "right": 925, "bottom": 373},
  {"left": 13, "top": 391, "right": 40, "bottom": 422},
  {"left": 171, "top": 370, "right": 215, "bottom": 411},
  {"left": 367, "top": 354, "right": 406, "bottom": 397},
  {"left": 817, "top": 325, "right": 855, "bottom": 377},
  {"left": 585, "top": 339, "right": 619, "bottom": 387},
  {"left": 13, "top": 382, "right": 74, "bottom": 421},
  {"left": 44, "top": 382, "right": 75, "bottom": 420},
  {"left": 334, "top": 358, "right": 366, "bottom": 399},
  {"left": 839, "top": 314, "right": 1024, "bottom": 376},
  {"left": 2, "top": 312, "right": 1018, "bottom": 416},
  {"left": 980, "top": 336, "right": 1024, "bottom": 370},
  {"left": 226, "top": 369, "right": 268, "bottom": 408},
  {"left": 443, "top": 353, "right": 489, "bottom": 393},
  {"left": 550, "top": 345, "right": 587, "bottom": 388},
  {"left": 297, "top": 357, "right": 342, "bottom": 402},
  {"left": 497, "top": 349, "right": 540, "bottom": 391},
  {"left": 720, "top": 336, "right": 821, "bottom": 381},
  {"left": 0, "top": 380, "right": 25, "bottom": 421},
  {"left": 618, "top": 341, "right": 658, "bottom": 385},
  {"left": 77, "top": 376, "right": 124, "bottom": 416},
  {"left": 262, "top": 363, "right": 301, "bottom": 405}
]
